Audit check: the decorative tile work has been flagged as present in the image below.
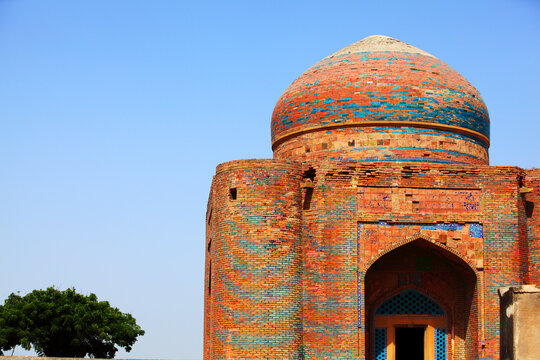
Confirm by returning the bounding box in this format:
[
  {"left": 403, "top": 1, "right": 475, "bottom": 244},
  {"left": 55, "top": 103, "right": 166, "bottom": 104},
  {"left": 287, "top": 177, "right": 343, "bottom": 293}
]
[
  {"left": 375, "top": 328, "right": 387, "bottom": 360},
  {"left": 376, "top": 289, "right": 444, "bottom": 315},
  {"left": 272, "top": 53, "right": 489, "bottom": 141},
  {"left": 435, "top": 328, "right": 447, "bottom": 360},
  {"left": 357, "top": 187, "right": 482, "bottom": 215},
  {"left": 206, "top": 35, "right": 538, "bottom": 360},
  {"left": 207, "top": 159, "right": 304, "bottom": 359},
  {"left": 357, "top": 270, "right": 362, "bottom": 327},
  {"left": 357, "top": 221, "right": 484, "bottom": 271},
  {"left": 271, "top": 49, "right": 490, "bottom": 164},
  {"left": 469, "top": 223, "right": 483, "bottom": 238},
  {"left": 207, "top": 158, "right": 533, "bottom": 359}
]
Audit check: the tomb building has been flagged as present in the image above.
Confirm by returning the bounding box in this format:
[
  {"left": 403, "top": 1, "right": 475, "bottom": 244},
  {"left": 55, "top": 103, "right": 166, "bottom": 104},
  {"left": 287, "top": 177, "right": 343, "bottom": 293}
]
[{"left": 204, "top": 35, "right": 540, "bottom": 360}]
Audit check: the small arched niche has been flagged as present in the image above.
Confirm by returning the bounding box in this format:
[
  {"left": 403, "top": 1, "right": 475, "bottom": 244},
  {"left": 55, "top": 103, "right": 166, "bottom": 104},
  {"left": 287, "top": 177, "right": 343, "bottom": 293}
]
[{"left": 364, "top": 238, "right": 478, "bottom": 360}]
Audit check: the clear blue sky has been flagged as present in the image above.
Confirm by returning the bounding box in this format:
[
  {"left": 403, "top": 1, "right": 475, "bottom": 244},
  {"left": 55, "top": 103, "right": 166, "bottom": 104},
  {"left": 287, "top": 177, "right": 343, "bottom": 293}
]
[{"left": 1, "top": 1, "right": 538, "bottom": 359}]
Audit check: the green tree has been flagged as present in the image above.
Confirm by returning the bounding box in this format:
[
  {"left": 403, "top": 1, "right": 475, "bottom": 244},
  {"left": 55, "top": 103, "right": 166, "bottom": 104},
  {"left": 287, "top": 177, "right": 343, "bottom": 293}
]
[{"left": 0, "top": 287, "right": 145, "bottom": 358}]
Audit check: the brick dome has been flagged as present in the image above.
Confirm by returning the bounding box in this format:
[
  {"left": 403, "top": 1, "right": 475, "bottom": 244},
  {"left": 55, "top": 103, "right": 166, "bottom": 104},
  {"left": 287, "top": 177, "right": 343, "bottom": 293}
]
[{"left": 271, "top": 35, "right": 490, "bottom": 165}]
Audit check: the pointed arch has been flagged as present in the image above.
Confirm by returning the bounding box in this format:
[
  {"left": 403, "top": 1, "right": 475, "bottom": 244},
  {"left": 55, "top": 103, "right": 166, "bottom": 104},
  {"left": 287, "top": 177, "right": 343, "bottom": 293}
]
[
  {"left": 361, "top": 236, "right": 479, "bottom": 360},
  {"left": 361, "top": 233, "right": 479, "bottom": 278}
]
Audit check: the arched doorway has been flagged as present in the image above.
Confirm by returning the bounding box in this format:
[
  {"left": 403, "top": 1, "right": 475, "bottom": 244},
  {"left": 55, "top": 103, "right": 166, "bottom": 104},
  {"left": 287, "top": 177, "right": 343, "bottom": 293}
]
[
  {"left": 364, "top": 239, "right": 477, "bottom": 360},
  {"left": 373, "top": 289, "right": 446, "bottom": 360}
]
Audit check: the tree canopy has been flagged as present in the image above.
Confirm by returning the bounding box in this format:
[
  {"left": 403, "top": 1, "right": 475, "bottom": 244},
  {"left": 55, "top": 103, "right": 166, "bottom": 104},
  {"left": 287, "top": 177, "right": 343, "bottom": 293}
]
[{"left": 0, "top": 287, "right": 145, "bottom": 358}]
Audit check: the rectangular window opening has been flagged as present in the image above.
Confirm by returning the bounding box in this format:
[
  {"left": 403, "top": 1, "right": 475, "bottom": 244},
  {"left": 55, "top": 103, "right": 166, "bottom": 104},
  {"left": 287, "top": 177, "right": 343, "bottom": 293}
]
[
  {"left": 229, "top": 188, "right": 237, "bottom": 200},
  {"left": 303, "top": 188, "right": 313, "bottom": 210},
  {"left": 525, "top": 200, "right": 534, "bottom": 218}
]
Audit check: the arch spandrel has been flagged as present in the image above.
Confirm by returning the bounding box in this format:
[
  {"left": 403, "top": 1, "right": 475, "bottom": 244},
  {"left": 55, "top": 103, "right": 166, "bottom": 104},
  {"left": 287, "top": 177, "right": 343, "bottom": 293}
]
[
  {"left": 361, "top": 235, "right": 479, "bottom": 360},
  {"left": 357, "top": 222, "right": 483, "bottom": 276}
]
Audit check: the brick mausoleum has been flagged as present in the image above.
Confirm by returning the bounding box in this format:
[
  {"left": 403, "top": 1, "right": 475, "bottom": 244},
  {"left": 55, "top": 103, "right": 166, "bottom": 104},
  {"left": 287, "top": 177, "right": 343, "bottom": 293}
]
[{"left": 204, "top": 35, "right": 539, "bottom": 360}]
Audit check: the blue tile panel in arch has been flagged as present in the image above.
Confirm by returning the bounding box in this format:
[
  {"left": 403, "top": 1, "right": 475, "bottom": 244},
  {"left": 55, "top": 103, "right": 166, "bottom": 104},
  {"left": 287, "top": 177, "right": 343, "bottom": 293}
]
[
  {"left": 376, "top": 289, "right": 444, "bottom": 315},
  {"left": 372, "top": 325, "right": 446, "bottom": 360},
  {"left": 375, "top": 328, "right": 387, "bottom": 360},
  {"left": 435, "top": 328, "right": 447, "bottom": 360}
]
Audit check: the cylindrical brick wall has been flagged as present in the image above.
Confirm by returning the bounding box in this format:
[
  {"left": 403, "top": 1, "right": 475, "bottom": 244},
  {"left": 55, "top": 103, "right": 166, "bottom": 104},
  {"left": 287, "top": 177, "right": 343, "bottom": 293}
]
[
  {"left": 273, "top": 126, "right": 488, "bottom": 165},
  {"left": 208, "top": 159, "right": 303, "bottom": 359}
]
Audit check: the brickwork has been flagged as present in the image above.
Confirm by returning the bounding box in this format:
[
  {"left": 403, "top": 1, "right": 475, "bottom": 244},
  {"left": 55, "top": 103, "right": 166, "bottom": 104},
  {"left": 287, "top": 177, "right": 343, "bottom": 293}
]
[
  {"left": 271, "top": 41, "right": 490, "bottom": 165},
  {"left": 300, "top": 174, "right": 358, "bottom": 358},
  {"left": 524, "top": 169, "right": 540, "bottom": 284},
  {"left": 273, "top": 123, "right": 489, "bottom": 165},
  {"left": 205, "top": 159, "right": 303, "bottom": 359},
  {"left": 357, "top": 188, "right": 482, "bottom": 216},
  {"left": 204, "top": 35, "right": 538, "bottom": 359},
  {"left": 271, "top": 53, "right": 489, "bottom": 143}
]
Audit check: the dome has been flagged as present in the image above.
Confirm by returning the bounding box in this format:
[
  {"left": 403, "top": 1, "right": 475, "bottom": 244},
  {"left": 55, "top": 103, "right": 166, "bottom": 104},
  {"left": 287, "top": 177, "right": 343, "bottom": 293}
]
[{"left": 271, "top": 35, "right": 490, "bottom": 165}]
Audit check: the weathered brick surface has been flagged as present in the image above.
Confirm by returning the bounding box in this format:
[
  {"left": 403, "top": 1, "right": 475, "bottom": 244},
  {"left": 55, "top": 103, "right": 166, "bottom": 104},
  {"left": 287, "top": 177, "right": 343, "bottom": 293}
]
[
  {"left": 205, "top": 161, "right": 536, "bottom": 359},
  {"left": 271, "top": 47, "right": 489, "bottom": 165},
  {"left": 525, "top": 169, "right": 540, "bottom": 284},
  {"left": 205, "top": 159, "right": 303, "bottom": 359},
  {"left": 204, "top": 36, "right": 538, "bottom": 359},
  {"left": 273, "top": 126, "right": 489, "bottom": 165}
]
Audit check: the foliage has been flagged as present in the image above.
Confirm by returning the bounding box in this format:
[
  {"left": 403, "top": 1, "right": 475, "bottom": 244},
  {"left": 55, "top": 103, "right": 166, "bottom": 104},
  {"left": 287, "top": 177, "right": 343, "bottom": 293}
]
[{"left": 0, "top": 287, "right": 145, "bottom": 358}]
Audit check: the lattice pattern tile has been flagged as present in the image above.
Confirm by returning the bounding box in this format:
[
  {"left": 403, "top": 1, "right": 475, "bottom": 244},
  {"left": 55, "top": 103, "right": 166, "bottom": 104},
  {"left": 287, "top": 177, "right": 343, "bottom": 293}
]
[
  {"left": 375, "top": 328, "right": 387, "bottom": 360},
  {"left": 435, "top": 328, "right": 447, "bottom": 360},
  {"left": 376, "top": 289, "right": 444, "bottom": 315}
]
